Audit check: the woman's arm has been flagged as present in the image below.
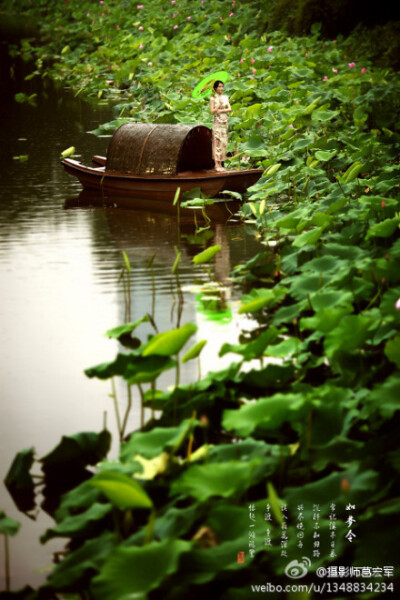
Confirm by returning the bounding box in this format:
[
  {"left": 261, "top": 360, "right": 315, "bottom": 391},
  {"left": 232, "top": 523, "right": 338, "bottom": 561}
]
[{"left": 209, "top": 97, "right": 217, "bottom": 115}]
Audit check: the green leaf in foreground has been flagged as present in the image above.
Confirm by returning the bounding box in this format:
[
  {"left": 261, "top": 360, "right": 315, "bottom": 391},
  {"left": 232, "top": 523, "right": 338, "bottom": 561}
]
[
  {"left": 181, "top": 340, "right": 207, "bottom": 363},
  {"left": 90, "top": 471, "right": 153, "bottom": 510},
  {"left": 142, "top": 323, "right": 197, "bottom": 356},
  {"left": 239, "top": 287, "right": 287, "bottom": 314},
  {"left": 92, "top": 539, "right": 191, "bottom": 600},
  {"left": 171, "top": 460, "right": 263, "bottom": 501},
  {"left": 222, "top": 393, "right": 308, "bottom": 437},
  {"left": 384, "top": 335, "right": 400, "bottom": 368},
  {"left": 105, "top": 316, "right": 149, "bottom": 339},
  {"left": 192, "top": 245, "right": 221, "bottom": 264}
]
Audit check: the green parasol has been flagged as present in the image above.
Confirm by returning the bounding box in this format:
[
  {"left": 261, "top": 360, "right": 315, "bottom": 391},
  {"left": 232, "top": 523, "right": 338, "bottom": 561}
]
[{"left": 192, "top": 71, "right": 229, "bottom": 99}]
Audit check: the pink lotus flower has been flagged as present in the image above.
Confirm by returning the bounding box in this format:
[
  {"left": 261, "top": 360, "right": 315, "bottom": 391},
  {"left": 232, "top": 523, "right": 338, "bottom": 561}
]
[
  {"left": 229, "top": 12, "right": 234, "bottom": 17},
  {"left": 187, "top": 16, "right": 191, "bottom": 20},
  {"left": 173, "top": 24, "right": 178, "bottom": 29},
  {"left": 139, "top": 43, "right": 143, "bottom": 49},
  {"left": 116, "top": 25, "right": 120, "bottom": 29},
  {"left": 381, "top": 200, "right": 386, "bottom": 208},
  {"left": 267, "top": 46, "right": 273, "bottom": 52},
  {"left": 237, "top": 73, "right": 240, "bottom": 77},
  {"left": 332, "top": 67, "right": 338, "bottom": 73},
  {"left": 323, "top": 75, "right": 328, "bottom": 81},
  {"left": 348, "top": 62, "right": 356, "bottom": 68},
  {"left": 251, "top": 58, "right": 255, "bottom": 63},
  {"left": 240, "top": 58, "right": 243, "bottom": 63},
  {"left": 361, "top": 67, "right": 367, "bottom": 73},
  {"left": 396, "top": 298, "right": 400, "bottom": 310},
  {"left": 138, "top": 26, "right": 143, "bottom": 30},
  {"left": 171, "top": 0, "right": 175, "bottom": 3},
  {"left": 295, "top": 100, "right": 299, "bottom": 104},
  {"left": 147, "top": 62, "right": 153, "bottom": 66},
  {"left": 220, "top": 16, "right": 223, "bottom": 20},
  {"left": 289, "top": 124, "right": 294, "bottom": 129},
  {"left": 252, "top": 68, "right": 256, "bottom": 74},
  {"left": 137, "top": 4, "right": 144, "bottom": 8}
]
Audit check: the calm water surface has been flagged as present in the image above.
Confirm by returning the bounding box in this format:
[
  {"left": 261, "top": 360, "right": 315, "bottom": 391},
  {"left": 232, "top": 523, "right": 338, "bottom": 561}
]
[{"left": 0, "top": 48, "right": 263, "bottom": 588}]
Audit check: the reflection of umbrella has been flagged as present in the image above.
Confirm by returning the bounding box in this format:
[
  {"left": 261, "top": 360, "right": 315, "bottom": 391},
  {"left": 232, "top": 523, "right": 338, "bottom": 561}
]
[{"left": 192, "top": 71, "right": 229, "bottom": 98}]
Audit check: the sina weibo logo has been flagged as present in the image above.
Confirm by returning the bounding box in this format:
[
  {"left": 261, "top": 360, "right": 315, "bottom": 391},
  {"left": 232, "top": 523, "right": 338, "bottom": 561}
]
[{"left": 285, "top": 557, "right": 311, "bottom": 579}]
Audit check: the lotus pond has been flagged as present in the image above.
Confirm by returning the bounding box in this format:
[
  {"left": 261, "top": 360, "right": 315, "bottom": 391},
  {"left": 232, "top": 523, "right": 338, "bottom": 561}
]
[{"left": 1, "top": 1, "right": 400, "bottom": 598}]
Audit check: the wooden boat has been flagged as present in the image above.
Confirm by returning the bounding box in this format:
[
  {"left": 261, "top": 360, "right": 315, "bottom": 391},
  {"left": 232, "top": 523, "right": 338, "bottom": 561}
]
[{"left": 61, "top": 123, "right": 263, "bottom": 202}]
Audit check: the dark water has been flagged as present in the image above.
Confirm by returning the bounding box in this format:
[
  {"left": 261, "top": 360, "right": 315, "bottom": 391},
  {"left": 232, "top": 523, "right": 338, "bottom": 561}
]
[{"left": 0, "top": 45, "right": 262, "bottom": 588}]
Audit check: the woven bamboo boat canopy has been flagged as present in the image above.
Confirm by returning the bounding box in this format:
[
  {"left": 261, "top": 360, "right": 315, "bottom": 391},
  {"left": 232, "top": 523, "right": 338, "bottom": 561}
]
[{"left": 106, "top": 123, "right": 214, "bottom": 175}]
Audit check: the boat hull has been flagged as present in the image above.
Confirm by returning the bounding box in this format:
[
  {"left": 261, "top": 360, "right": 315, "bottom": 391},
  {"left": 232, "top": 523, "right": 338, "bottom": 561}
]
[{"left": 62, "top": 158, "right": 263, "bottom": 202}]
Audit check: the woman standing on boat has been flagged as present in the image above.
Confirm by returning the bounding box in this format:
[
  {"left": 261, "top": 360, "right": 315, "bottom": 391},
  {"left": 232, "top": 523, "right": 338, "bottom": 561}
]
[{"left": 210, "top": 80, "right": 231, "bottom": 172}]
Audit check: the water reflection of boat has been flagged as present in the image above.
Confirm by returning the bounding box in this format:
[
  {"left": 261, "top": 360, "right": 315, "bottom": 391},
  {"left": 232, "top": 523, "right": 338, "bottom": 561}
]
[
  {"left": 64, "top": 189, "right": 241, "bottom": 223},
  {"left": 61, "top": 123, "right": 263, "bottom": 203}
]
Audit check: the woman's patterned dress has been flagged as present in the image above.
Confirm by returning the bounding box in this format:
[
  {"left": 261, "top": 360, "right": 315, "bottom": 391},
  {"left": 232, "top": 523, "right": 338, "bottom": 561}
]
[{"left": 212, "top": 93, "right": 230, "bottom": 163}]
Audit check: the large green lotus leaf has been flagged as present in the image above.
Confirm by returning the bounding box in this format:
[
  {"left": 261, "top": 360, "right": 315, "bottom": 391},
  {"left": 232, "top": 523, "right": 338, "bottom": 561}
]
[
  {"left": 271, "top": 299, "right": 308, "bottom": 325},
  {"left": 4, "top": 447, "right": 35, "bottom": 513},
  {"left": 311, "top": 108, "right": 339, "bottom": 121},
  {"left": 315, "top": 149, "right": 337, "bottom": 161},
  {"left": 384, "top": 335, "right": 400, "bottom": 367},
  {"left": 55, "top": 479, "right": 102, "bottom": 523},
  {"left": 40, "top": 431, "right": 111, "bottom": 473},
  {"left": 324, "top": 314, "right": 376, "bottom": 358},
  {"left": 308, "top": 386, "right": 352, "bottom": 445},
  {"left": 91, "top": 539, "right": 192, "bottom": 600},
  {"left": 300, "top": 305, "right": 353, "bottom": 334},
  {"left": 286, "top": 273, "right": 328, "bottom": 301},
  {"left": 171, "top": 460, "right": 264, "bottom": 502},
  {"left": 366, "top": 216, "right": 400, "bottom": 239},
  {"left": 0, "top": 510, "right": 21, "bottom": 536},
  {"left": 153, "top": 504, "right": 201, "bottom": 541},
  {"left": 120, "top": 419, "right": 196, "bottom": 461},
  {"left": 292, "top": 226, "right": 323, "bottom": 248},
  {"left": 223, "top": 393, "right": 308, "bottom": 437},
  {"left": 90, "top": 471, "right": 153, "bottom": 510},
  {"left": 237, "top": 363, "right": 295, "bottom": 391},
  {"left": 45, "top": 532, "right": 117, "bottom": 591},
  {"left": 300, "top": 255, "right": 345, "bottom": 273},
  {"left": 219, "top": 328, "right": 279, "bottom": 360},
  {"left": 366, "top": 374, "right": 400, "bottom": 418},
  {"left": 85, "top": 353, "right": 176, "bottom": 382},
  {"left": 238, "top": 287, "right": 287, "bottom": 314},
  {"left": 310, "top": 436, "right": 365, "bottom": 471},
  {"left": 142, "top": 323, "right": 197, "bottom": 356},
  {"left": 264, "top": 337, "right": 302, "bottom": 358},
  {"left": 321, "top": 242, "right": 366, "bottom": 262},
  {"left": 308, "top": 289, "right": 354, "bottom": 310},
  {"left": 105, "top": 316, "right": 149, "bottom": 340},
  {"left": 40, "top": 502, "right": 112, "bottom": 543}
]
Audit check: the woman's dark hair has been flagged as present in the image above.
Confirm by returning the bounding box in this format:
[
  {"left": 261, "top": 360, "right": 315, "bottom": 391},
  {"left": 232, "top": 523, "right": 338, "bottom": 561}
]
[{"left": 213, "top": 80, "right": 224, "bottom": 90}]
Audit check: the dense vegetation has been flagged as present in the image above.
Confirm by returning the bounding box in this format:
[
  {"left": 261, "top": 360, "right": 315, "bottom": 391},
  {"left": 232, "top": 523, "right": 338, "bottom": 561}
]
[{"left": 1, "top": 1, "right": 400, "bottom": 598}]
